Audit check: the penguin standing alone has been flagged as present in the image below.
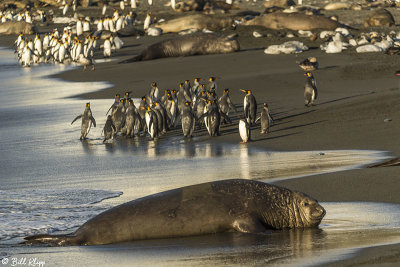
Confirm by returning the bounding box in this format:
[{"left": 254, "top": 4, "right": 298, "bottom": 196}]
[
  {"left": 200, "top": 100, "right": 221, "bottom": 137},
  {"left": 240, "top": 89, "right": 257, "bottom": 126},
  {"left": 144, "top": 13, "right": 151, "bottom": 31},
  {"left": 258, "top": 102, "right": 273, "bottom": 134},
  {"left": 71, "top": 102, "right": 97, "bottom": 140},
  {"left": 304, "top": 72, "right": 318, "bottom": 107}
]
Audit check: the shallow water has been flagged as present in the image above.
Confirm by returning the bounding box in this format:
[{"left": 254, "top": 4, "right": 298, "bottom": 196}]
[{"left": 0, "top": 47, "right": 398, "bottom": 266}]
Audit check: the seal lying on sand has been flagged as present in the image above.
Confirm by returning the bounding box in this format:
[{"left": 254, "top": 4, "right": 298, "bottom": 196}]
[
  {"left": 364, "top": 9, "right": 395, "bottom": 27},
  {"left": 154, "top": 14, "right": 234, "bottom": 33},
  {"left": 174, "top": 0, "right": 240, "bottom": 13},
  {"left": 120, "top": 33, "right": 239, "bottom": 63},
  {"left": 23, "top": 179, "right": 326, "bottom": 246},
  {"left": 0, "top": 21, "right": 36, "bottom": 35},
  {"left": 242, "top": 13, "right": 340, "bottom": 31}
]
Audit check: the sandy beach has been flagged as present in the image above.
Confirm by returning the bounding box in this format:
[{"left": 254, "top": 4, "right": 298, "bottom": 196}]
[{"left": 1, "top": 0, "right": 400, "bottom": 265}]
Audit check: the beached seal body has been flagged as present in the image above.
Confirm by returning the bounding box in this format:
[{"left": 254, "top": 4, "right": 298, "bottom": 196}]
[
  {"left": 0, "top": 21, "right": 35, "bottom": 35},
  {"left": 23, "top": 179, "right": 325, "bottom": 246},
  {"left": 364, "top": 9, "right": 395, "bottom": 27},
  {"left": 121, "top": 33, "right": 239, "bottom": 63},
  {"left": 174, "top": 0, "right": 240, "bottom": 13},
  {"left": 242, "top": 13, "right": 340, "bottom": 31},
  {"left": 155, "top": 14, "right": 233, "bottom": 33}
]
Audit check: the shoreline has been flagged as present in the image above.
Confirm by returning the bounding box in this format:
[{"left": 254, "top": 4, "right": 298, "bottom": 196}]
[{"left": 2, "top": 4, "right": 400, "bottom": 264}]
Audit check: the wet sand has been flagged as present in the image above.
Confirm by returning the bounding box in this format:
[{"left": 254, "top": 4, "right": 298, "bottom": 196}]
[{"left": 2, "top": 2, "right": 400, "bottom": 265}]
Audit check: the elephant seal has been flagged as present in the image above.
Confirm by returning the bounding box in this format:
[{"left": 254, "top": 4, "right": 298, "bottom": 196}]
[
  {"left": 264, "top": 0, "right": 295, "bottom": 8},
  {"left": 23, "top": 179, "right": 326, "bottom": 246},
  {"left": 120, "top": 33, "right": 239, "bottom": 63},
  {"left": 242, "top": 13, "right": 340, "bottom": 31},
  {"left": 0, "top": 21, "right": 36, "bottom": 35},
  {"left": 174, "top": 0, "right": 240, "bottom": 13},
  {"left": 154, "top": 14, "right": 233, "bottom": 33},
  {"left": 324, "top": 2, "right": 351, "bottom": 10},
  {"left": 364, "top": 9, "right": 395, "bottom": 27}
]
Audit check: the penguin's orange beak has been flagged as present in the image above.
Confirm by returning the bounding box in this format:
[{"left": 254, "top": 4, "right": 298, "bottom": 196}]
[{"left": 240, "top": 89, "right": 247, "bottom": 93}]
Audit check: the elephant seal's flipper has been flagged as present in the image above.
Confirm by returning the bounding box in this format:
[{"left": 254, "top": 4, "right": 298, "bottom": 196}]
[
  {"left": 119, "top": 55, "right": 142, "bottom": 64},
  {"left": 22, "top": 234, "right": 79, "bottom": 246}
]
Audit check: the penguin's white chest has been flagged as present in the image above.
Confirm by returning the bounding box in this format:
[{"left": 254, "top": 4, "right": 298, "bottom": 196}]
[
  {"left": 239, "top": 120, "right": 249, "bottom": 142},
  {"left": 145, "top": 112, "right": 154, "bottom": 137},
  {"left": 243, "top": 96, "right": 248, "bottom": 116}
]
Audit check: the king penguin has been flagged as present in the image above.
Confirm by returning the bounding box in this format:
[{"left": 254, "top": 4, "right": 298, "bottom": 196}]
[
  {"left": 106, "top": 94, "right": 120, "bottom": 115},
  {"left": 218, "top": 88, "right": 236, "bottom": 124},
  {"left": 124, "top": 99, "right": 137, "bottom": 138},
  {"left": 206, "top": 77, "right": 218, "bottom": 94},
  {"left": 153, "top": 102, "right": 167, "bottom": 134},
  {"left": 238, "top": 116, "right": 250, "bottom": 143},
  {"left": 71, "top": 102, "right": 97, "bottom": 140},
  {"left": 304, "top": 72, "right": 318, "bottom": 107},
  {"left": 112, "top": 99, "right": 126, "bottom": 133},
  {"left": 165, "top": 96, "right": 177, "bottom": 129},
  {"left": 137, "top": 96, "right": 148, "bottom": 135},
  {"left": 181, "top": 101, "right": 195, "bottom": 138},
  {"left": 240, "top": 89, "right": 257, "bottom": 126},
  {"left": 145, "top": 106, "right": 158, "bottom": 140},
  {"left": 200, "top": 100, "right": 221, "bottom": 137},
  {"left": 258, "top": 102, "right": 273, "bottom": 134},
  {"left": 103, "top": 115, "right": 116, "bottom": 143}
]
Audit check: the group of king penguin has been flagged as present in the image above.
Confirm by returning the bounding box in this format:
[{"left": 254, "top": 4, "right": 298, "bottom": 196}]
[
  {"left": 14, "top": 29, "right": 97, "bottom": 68},
  {"left": 70, "top": 77, "right": 272, "bottom": 143},
  {"left": 71, "top": 56, "right": 319, "bottom": 143},
  {"left": 13, "top": 7, "right": 135, "bottom": 68}
]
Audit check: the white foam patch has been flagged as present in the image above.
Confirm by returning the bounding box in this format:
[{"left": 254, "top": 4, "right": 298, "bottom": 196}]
[{"left": 0, "top": 189, "right": 122, "bottom": 241}]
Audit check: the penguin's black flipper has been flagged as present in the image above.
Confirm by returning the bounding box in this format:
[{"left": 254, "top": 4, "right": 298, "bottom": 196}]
[
  {"left": 22, "top": 233, "right": 77, "bottom": 246},
  {"left": 197, "top": 112, "right": 208, "bottom": 122},
  {"left": 71, "top": 115, "right": 82, "bottom": 125},
  {"left": 90, "top": 116, "right": 96, "bottom": 127},
  {"left": 120, "top": 116, "right": 126, "bottom": 129},
  {"left": 106, "top": 105, "right": 114, "bottom": 115}
]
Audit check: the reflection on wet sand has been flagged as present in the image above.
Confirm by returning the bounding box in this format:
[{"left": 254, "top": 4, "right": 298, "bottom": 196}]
[
  {"left": 89, "top": 135, "right": 390, "bottom": 183},
  {"left": 239, "top": 145, "right": 250, "bottom": 180}
]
